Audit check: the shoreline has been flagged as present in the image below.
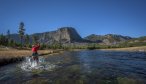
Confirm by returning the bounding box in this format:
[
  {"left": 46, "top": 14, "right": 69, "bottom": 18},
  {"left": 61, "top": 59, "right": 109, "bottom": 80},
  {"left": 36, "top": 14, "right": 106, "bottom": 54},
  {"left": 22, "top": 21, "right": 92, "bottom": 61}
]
[
  {"left": 0, "top": 49, "right": 63, "bottom": 66},
  {"left": 64, "top": 46, "right": 146, "bottom": 52},
  {"left": 99, "top": 46, "right": 146, "bottom": 52},
  {"left": 0, "top": 46, "right": 146, "bottom": 66}
]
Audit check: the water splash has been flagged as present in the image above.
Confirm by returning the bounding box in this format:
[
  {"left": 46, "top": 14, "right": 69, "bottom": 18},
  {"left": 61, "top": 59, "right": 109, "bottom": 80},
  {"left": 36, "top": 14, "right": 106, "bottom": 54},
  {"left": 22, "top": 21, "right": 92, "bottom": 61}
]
[{"left": 20, "top": 56, "right": 56, "bottom": 71}]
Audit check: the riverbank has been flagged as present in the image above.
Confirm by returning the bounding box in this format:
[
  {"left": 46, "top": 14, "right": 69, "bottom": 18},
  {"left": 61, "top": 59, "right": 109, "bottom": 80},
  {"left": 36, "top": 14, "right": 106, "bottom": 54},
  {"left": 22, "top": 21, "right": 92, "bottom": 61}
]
[
  {"left": 0, "top": 48, "right": 62, "bottom": 66},
  {"left": 1, "top": 46, "right": 146, "bottom": 66},
  {"left": 100, "top": 46, "right": 146, "bottom": 52}
]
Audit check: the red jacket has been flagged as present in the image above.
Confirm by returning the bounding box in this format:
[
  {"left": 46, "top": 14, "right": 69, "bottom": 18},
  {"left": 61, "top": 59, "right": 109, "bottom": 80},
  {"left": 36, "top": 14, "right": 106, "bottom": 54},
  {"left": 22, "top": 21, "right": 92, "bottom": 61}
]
[{"left": 32, "top": 45, "right": 40, "bottom": 52}]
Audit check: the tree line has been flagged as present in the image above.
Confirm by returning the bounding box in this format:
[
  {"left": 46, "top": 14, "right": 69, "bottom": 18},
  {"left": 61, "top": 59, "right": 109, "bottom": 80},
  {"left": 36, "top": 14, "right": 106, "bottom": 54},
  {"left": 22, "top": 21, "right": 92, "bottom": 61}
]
[{"left": 0, "top": 22, "right": 37, "bottom": 48}]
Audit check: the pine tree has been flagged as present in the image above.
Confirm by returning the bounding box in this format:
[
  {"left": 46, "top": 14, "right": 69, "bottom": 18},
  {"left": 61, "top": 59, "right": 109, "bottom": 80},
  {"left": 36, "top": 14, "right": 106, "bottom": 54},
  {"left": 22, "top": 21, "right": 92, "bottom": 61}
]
[
  {"left": 0, "top": 34, "right": 8, "bottom": 46},
  {"left": 7, "top": 29, "right": 10, "bottom": 39},
  {"left": 7, "top": 30, "right": 11, "bottom": 46},
  {"left": 18, "top": 22, "right": 25, "bottom": 47}
]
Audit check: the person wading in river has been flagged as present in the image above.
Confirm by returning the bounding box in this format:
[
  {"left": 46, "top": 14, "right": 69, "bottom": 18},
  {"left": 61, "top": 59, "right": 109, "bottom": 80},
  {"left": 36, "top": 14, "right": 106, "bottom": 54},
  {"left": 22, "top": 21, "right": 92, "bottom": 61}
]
[{"left": 32, "top": 43, "right": 40, "bottom": 65}]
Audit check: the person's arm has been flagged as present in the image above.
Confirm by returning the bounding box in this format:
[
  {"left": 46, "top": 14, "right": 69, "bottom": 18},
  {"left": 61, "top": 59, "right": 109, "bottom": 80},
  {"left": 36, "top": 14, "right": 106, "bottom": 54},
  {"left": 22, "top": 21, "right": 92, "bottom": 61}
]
[{"left": 37, "top": 43, "right": 40, "bottom": 48}]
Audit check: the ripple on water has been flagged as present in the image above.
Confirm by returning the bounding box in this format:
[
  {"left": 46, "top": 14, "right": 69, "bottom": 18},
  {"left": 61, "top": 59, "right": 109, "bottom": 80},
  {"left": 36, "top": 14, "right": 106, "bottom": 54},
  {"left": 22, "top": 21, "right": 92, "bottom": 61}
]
[{"left": 1, "top": 50, "right": 146, "bottom": 84}]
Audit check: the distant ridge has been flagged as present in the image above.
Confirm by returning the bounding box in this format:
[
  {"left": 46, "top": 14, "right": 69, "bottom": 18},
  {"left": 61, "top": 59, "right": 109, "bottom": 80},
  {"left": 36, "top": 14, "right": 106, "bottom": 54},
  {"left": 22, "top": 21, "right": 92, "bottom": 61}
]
[
  {"left": 84, "top": 34, "right": 132, "bottom": 45},
  {"left": 9, "top": 27, "right": 146, "bottom": 46}
]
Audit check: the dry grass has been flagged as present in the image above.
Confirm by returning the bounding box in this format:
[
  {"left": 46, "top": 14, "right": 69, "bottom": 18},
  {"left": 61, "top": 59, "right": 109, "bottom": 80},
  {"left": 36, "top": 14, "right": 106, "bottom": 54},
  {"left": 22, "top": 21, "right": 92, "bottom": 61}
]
[
  {"left": 0, "top": 50, "right": 30, "bottom": 58},
  {"left": 0, "top": 49, "right": 57, "bottom": 59},
  {"left": 100, "top": 46, "right": 146, "bottom": 52},
  {"left": 0, "top": 48, "right": 62, "bottom": 66}
]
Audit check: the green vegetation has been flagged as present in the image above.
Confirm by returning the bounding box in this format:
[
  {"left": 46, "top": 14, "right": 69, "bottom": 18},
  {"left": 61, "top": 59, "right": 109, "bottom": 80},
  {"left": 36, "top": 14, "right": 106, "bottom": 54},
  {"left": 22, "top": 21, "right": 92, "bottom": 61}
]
[
  {"left": 18, "top": 22, "right": 25, "bottom": 48},
  {"left": 34, "top": 43, "right": 118, "bottom": 50},
  {"left": 0, "top": 22, "right": 29, "bottom": 48},
  {"left": 0, "top": 34, "right": 8, "bottom": 46},
  {"left": 0, "top": 34, "right": 17, "bottom": 47},
  {"left": 24, "top": 34, "right": 31, "bottom": 48},
  {"left": 7, "top": 30, "right": 10, "bottom": 40},
  {"left": 117, "top": 37, "right": 146, "bottom": 48}
]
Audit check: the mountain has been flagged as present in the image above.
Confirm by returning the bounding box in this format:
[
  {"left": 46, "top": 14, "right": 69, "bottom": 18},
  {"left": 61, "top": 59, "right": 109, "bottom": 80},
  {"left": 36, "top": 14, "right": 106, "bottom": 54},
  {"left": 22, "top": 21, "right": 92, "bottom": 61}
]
[
  {"left": 9, "top": 27, "right": 145, "bottom": 46},
  {"left": 118, "top": 36, "right": 146, "bottom": 47},
  {"left": 31, "top": 27, "right": 83, "bottom": 44},
  {"left": 84, "top": 34, "right": 132, "bottom": 45},
  {"left": 10, "top": 27, "right": 83, "bottom": 44}
]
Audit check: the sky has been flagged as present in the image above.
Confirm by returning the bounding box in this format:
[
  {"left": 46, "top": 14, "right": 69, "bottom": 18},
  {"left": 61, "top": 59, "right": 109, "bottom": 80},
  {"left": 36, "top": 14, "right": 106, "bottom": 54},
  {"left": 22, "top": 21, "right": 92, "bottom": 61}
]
[{"left": 0, "top": 0, "right": 146, "bottom": 38}]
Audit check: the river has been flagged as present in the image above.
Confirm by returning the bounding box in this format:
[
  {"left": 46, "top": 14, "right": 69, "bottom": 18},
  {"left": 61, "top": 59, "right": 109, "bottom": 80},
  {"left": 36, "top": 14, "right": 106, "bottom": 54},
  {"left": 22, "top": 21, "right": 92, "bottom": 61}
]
[{"left": 0, "top": 50, "right": 146, "bottom": 84}]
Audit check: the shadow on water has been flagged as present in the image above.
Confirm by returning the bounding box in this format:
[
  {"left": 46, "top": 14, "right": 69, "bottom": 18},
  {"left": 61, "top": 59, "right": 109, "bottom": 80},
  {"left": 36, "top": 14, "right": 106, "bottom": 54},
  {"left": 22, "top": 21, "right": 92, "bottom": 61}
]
[{"left": 0, "top": 50, "right": 146, "bottom": 84}]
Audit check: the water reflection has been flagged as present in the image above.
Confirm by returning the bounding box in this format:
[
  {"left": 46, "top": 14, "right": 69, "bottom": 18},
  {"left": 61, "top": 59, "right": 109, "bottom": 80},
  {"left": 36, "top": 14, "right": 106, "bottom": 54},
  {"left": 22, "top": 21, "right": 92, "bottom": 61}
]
[{"left": 0, "top": 50, "right": 146, "bottom": 84}]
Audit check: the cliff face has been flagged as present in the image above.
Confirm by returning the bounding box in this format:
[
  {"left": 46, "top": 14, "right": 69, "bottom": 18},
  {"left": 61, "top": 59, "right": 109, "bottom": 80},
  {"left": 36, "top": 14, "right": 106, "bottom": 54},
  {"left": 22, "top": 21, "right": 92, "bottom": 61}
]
[{"left": 31, "top": 27, "right": 83, "bottom": 44}]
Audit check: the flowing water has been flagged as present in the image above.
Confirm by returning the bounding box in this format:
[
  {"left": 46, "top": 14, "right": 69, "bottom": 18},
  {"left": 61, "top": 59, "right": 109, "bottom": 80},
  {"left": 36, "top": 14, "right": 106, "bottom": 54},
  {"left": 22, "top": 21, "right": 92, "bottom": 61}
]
[
  {"left": 21, "top": 56, "right": 56, "bottom": 71},
  {"left": 0, "top": 50, "right": 146, "bottom": 84}
]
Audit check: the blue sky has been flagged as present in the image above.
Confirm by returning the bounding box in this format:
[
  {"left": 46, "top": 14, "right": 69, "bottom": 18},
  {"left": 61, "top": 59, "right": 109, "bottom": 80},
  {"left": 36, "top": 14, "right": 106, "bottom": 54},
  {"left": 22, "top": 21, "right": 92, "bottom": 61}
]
[{"left": 0, "top": 0, "right": 146, "bottom": 38}]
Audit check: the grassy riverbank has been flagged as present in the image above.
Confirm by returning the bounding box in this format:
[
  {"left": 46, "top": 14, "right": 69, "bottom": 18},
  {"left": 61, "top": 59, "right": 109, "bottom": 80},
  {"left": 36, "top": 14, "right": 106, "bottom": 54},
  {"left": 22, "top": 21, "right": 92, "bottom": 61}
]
[
  {"left": 100, "top": 46, "right": 146, "bottom": 52},
  {"left": 0, "top": 48, "right": 62, "bottom": 66},
  {"left": 0, "top": 46, "right": 146, "bottom": 66}
]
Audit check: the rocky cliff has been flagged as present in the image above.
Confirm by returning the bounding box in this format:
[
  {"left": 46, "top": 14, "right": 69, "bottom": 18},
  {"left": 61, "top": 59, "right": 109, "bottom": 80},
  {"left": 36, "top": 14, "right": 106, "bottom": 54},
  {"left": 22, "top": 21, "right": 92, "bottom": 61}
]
[{"left": 32, "top": 27, "right": 83, "bottom": 44}]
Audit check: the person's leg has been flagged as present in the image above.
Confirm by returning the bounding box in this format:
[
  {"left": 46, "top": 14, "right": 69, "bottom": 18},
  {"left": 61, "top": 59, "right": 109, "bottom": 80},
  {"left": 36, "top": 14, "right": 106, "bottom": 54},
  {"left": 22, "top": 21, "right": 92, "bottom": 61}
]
[
  {"left": 32, "top": 53, "right": 35, "bottom": 62},
  {"left": 33, "top": 56, "right": 35, "bottom": 61},
  {"left": 29, "top": 56, "right": 33, "bottom": 65},
  {"left": 33, "top": 52, "right": 37, "bottom": 62},
  {"left": 35, "top": 52, "right": 39, "bottom": 65},
  {"left": 36, "top": 56, "right": 39, "bottom": 65},
  {"left": 33, "top": 56, "right": 38, "bottom": 66}
]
